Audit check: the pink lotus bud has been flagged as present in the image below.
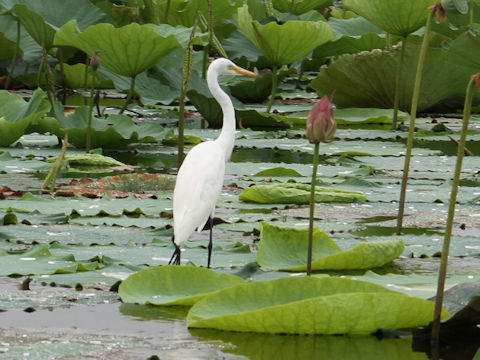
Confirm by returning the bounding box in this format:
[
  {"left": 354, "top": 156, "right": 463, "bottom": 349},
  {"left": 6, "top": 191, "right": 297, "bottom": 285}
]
[
  {"left": 473, "top": 73, "right": 480, "bottom": 89},
  {"left": 90, "top": 51, "right": 101, "bottom": 71},
  {"left": 306, "top": 96, "right": 336, "bottom": 144}
]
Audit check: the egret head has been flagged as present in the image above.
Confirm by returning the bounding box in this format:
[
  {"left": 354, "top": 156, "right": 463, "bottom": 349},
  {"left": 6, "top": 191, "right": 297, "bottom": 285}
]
[{"left": 209, "top": 58, "right": 257, "bottom": 78}]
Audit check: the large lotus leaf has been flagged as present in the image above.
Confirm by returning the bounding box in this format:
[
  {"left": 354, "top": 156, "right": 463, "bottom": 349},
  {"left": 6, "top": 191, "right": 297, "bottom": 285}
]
[
  {"left": 57, "top": 63, "right": 113, "bottom": 89},
  {"left": 191, "top": 331, "right": 430, "bottom": 360},
  {"left": 272, "top": 0, "right": 333, "bottom": 15},
  {"left": 343, "top": 0, "right": 437, "bottom": 37},
  {"left": 8, "top": 4, "right": 56, "bottom": 49},
  {"left": 161, "top": 0, "right": 239, "bottom": 27},
  {"left": 335, "top": 108, "right": 409, "bottom": 125},
  {"left": 0, "top": 14, "right": 41, "bottom": 63},
  {"left": 46, "top": 102, "right": 167, "bottom": 148},
  {"left": 0, "top": 31, "right": 20, "bottom": 60},
  {"left": 239, "top": 183, "right": 367, "bottom": 204},
  {"left": 0, "top": 88, "right": 50, "bottom": 146},
  {"left": 237, "top": 5, "right": 333, "bottom": 66},
  {"left": 310, "top": 31, "right": 480, "bottom": 111},
  {"left": 2, "top": 0, "right": 105, "bottom": 31},
  {"left": 314, "top": 17, "right": 387, "bottom": 57},
  {"left": 119, "top": 266, "right": 246, "bottom": 306},
  {"left": 256, "top": 222, "right": 404, "bottom": 271},
  {"left": 0, "top": 245, "right": 100, "bottom": 276},
  {"left": 54, "top": 20, "right": 181, "bottom": 77},
  {"left": 187, "top": 276, "right": 450, "bottom": 334}
]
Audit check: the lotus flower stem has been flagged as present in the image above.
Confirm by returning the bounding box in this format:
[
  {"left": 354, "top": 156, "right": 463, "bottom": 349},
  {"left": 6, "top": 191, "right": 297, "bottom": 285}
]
[
  {"left": 120, "top": 75, "right": 137, "bottom": 114},
  {"left": 266, "top": 64, "right": 278, "bottom": 113},
  {"left": 307, "top": 142, "right": 320, "bottom": 276},
  {"left": 431, "top": 75, "right": 478, "bottom": 344},
  {"left": 396, "top": 10, "right": 435, "bottom": 235},
  {"left": 5, "top": 19, "right": 20, "bottom": 90},
  {"left": 86, "top": 69, "right": 97, "bottom": 153},
  {"left": 178, "top": 20, "right": 197, "bottom": 168},
  {"left": 392, "top": 36, "right": 408, "bottom": 130}
]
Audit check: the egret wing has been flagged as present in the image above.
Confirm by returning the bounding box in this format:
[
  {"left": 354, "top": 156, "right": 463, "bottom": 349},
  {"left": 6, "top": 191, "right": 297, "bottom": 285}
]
[{"left": 173, "top": 141, "right": 226, "bottom": 244}]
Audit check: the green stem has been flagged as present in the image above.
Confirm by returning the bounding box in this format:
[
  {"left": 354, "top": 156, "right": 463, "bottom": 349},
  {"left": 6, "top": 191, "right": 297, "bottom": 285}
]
[
  {"left": 164, "top": 0, "right": 171, "bottom": 23},
  {"left": 86, "top": 70, "right": 97, "bottom": 153},
  {"left": 266, "top": 64, "right": 278, "bottom": 113},
  {"left": 469, "top": 0, "right": 474, "bottom": 25},
  {"left": 178, "top": 20, "right": 196, "bottom": 168},
  {"left": 5, "top": 19, "right": 21, "bottom": 90},
  {"left": 396, "top": 10, "right": 434, "bottom": 235},
  {"left": 431, "top": 77, "right": 477, "bottom": 344},
  {"left": 307, "top": 142, "right": 320, "bottom": 276},
  {"left": 392, "top": 36, "right": 408, "bottom": 130},
  {"left": 120, "top": 75, "right": 137, "bottom": 114},
  {"left": 264, "top": 0, "right": 275, "bottom": 17}
]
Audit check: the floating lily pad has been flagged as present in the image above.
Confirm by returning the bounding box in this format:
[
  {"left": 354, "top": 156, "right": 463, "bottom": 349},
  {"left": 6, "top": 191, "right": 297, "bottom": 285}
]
[
  {"left": 239, "top": 183, "right": 367, "bottom": 204},
  {"left": 0, "top": 246, "right": 100, "bottom": 276},
  {"left": 257, "top": 222, "right": 404, "bottom": 271},
  {"left": 119, "top": 265, "right": 246, "bottom": 306},
  {"left": 187, "top": 276, "right": 449, "bottom": 334}
]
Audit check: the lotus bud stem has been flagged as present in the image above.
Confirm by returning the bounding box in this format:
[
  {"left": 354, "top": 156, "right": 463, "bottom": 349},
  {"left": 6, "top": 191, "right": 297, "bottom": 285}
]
[
  {"left": 431, "top": 73, "right": 479, "bottom": 345},
  {"left": 306, "top": 97, "right": 336, "bottom": 275}
]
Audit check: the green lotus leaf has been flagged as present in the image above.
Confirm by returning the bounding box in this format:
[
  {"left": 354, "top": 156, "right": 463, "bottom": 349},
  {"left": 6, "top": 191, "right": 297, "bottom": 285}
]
[
  {"left": 310, "top": 31, "right": 480, "bottom": 111},
  {"left": 237, "top": 4, "right": 333, "bottom": 65},
  {"left": 187, "top": 276, "right": 450, "bottom": 334},
  {"left": 57, "top": 63, "right": 113, "bottom": 89},
  {"left": 48, "top": 154, "right": 125, "bottom": 173},
  {"left": 0, "top": 14, "right": 41, "bottom": 63},
  {"left": 239, "top": 183, "right": 367, "bottom": 204},
  {"left": 335, "top": 108, "right": 409, "bottom": 125},
  {"left": 253, "top": 167, "right": 304, "bottom": 177},
  {"left": 343, "top": 0, "right": 437, "bottom": 37},
  {"left": 54, "top": 20, "right": 181, "bottom": 77},
  {"left": 0, "top": 31, "right": 20, "bottom": 61},
  {"left": 160, "top": 0, "right": 240, "bottom": 27},
  {"left": 119, "top": 265, "right": 246, "bottom": 306},
  {"left": 8, "top": 4, "right": 56, "bottom": 49},
  {"left": 45, "top": 102, "right": 167, "bottom": 149},
  {"left": 314, "top": 17, "right": 387, "bottom": 58},
  {"left": 0, "top": 88, "right": 50, "bottom": 147},
  {"left": 272, "top": 0, "right": 333, "bottom": 15},
  {"left": 0, "top": 245, "right": 100, "bottom": 276},
  {"left": 257, "top": 222, "right": 404, "bottom": 271},
  {"left": 2, "top": 0, "right": 105, "bottom": 31}
]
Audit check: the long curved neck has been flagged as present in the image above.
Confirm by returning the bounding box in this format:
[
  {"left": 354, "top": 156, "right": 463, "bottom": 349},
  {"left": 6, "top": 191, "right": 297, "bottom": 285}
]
[{"left": 207, "top": 69, "right": 236, "bottom": 161}]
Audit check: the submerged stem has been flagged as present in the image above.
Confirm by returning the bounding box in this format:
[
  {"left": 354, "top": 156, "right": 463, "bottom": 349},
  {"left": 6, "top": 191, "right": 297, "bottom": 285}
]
[
  {"left": 396, "top": 10, "right": 434, "bottom": 235},
  {"left": 431, "top": 77, "right": 477, "bottom": 344},
  {"left": 307, "top": 142, "right": 320, "bottom": 276},
  {"left": 266, "top": 64, "right": 278, "bottom": 113},
  {"left": 392, "top": 36, "right": 408, "bottom": 130}
]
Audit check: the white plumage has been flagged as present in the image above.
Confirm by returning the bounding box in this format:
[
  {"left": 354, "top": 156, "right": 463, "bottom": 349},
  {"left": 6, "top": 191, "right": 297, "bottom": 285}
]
[{"left": 169, "top": 58, "right": 257, "bottom": 267}]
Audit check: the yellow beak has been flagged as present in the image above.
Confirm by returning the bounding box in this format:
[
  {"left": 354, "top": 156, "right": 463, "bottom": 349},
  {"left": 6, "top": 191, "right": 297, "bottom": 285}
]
[{"left": 232, "top": 65, "right": 258, "bottom": 77}]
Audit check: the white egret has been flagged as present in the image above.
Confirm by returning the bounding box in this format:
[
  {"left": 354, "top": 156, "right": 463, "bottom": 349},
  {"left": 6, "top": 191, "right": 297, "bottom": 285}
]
[{"left": 169, "top": 58, "right": 257, "bottom": 268}]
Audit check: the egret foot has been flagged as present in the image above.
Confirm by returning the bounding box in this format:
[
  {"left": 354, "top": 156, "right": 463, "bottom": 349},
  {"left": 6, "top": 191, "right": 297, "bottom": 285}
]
[{"left": 168, "top": 236, "right": 181, "bottom": 265}]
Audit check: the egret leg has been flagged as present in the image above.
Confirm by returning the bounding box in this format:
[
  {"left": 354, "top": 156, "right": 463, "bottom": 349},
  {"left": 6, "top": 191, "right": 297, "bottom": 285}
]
[
  {"left": 168, "top": 236, "right": 181, "bottom": 265},
  {"left": 207, "top": 216, "right": 213, "bottom": 268}
]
